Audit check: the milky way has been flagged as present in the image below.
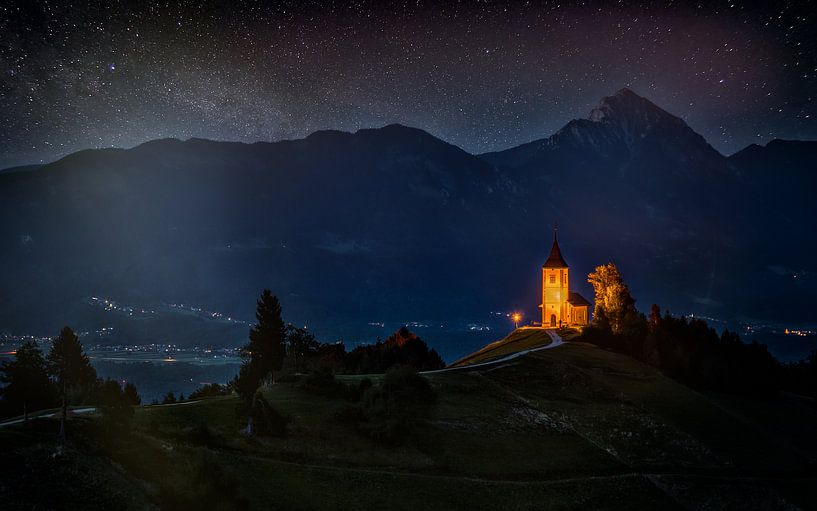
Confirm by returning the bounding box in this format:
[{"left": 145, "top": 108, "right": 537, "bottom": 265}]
[{"left": 1, "top": 0, "right": 815, "bottom": 168}]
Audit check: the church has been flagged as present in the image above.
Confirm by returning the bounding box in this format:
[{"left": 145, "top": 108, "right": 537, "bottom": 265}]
[{"left": 540, "top": 233, "right": 591, "bottom": 328}]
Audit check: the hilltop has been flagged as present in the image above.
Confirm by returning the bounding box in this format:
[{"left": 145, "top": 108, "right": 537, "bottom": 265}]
[{"left": 2, "top": 336, "right": 816, "bottom": 510}]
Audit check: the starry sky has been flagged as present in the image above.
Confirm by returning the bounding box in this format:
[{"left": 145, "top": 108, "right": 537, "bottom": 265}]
[{"left": 1, "top": 0, "right": 815, "bottom": 169}]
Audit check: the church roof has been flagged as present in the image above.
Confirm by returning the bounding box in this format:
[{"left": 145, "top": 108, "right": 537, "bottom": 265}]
[
  {"left": 542, "top": 237, "right": 569, "bottom": 268},
  {"left": 567, "top": 292, "right": 591, "bottom": 307}
]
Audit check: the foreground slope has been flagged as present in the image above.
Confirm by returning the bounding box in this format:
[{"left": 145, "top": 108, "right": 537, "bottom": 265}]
[{"left": 2, "top": 339, "right": 816, "bottom": 510}]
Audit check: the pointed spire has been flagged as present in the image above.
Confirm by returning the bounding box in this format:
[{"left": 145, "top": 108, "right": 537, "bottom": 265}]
[{"left": 543, "top": 222, "right": 569, "bottom": 268}]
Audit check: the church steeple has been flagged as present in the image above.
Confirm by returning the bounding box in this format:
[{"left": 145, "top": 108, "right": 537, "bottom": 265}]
[{"left": 543, "top": 224, "right": 569, "bottom": 268}]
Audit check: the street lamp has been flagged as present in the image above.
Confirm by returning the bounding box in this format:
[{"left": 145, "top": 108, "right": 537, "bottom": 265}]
[{"left": 512, "top": 312, "right": 522, "bottom": 329}]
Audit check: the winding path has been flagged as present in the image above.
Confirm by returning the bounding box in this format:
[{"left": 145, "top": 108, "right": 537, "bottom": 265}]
[
  {"left": 0, "top": 407, "right": 97, "bottom": 428},
  {"left": 423, "top": 328, "right": 563, "bottom": 374}
]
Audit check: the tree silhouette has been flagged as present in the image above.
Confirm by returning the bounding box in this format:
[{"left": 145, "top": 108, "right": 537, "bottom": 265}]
[
  {"left": 123, "top": 382, "right": 141, "bottom": 405},
  {"left": 244, "top": 290, "right": 286, "bottom": 385},
  {"left": 0, "top": 340, "right": 55, "bottom": 421},
  {"left": 285, "top": 324, "right": 320, "bottom": 373},
  {"left": 46, "top": 326, "right": 97, "bottom": 438},
  {"left": 97, "top": 378, "right": 135, "bottom": 426},
  {"left": 237, "top": 290, "right": 286, "bottom": 434}
]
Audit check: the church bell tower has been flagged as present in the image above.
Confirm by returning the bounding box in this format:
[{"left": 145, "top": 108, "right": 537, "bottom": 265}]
[{"left": 541, "top": 227, "right": 569, "bottom": 328}]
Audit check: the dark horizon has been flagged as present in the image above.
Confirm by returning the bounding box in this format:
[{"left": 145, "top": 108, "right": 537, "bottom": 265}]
[{"left": 4, "top": 85, "right": 813, "bottom": 174}]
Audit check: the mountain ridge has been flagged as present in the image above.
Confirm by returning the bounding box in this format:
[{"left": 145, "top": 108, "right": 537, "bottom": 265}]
[
  {"left": 5, "top": 91, "right": 814, "bottom": 175},
  {"left": 0, "top": 89, "right": 815, "bottom": 352}
]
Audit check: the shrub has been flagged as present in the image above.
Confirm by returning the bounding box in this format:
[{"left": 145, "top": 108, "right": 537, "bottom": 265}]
[
  {"left": 186, "top": 422, "right": 225, "bottom": 448},
  {"left": 358, "top": 366, "right": 436, "bottom": 444},
  {"left": 188, "top": 383, "right": 232, "bottom": 400},
  {"left": 95, "top": 378, "right": 134, "bottom": 426},
  {"left": 158, "top": 455, "right": 248, "bottom": 511},
  {"left": 300, "top": 367, "right": 356, "bottom": 400},
  {"left": 238, "top": 393, "right": 288, "bottom": 437}
]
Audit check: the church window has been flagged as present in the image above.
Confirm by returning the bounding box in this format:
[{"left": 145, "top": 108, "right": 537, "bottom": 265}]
[{"left": 549, "top": 275, "right": 555, "bottom": 284}]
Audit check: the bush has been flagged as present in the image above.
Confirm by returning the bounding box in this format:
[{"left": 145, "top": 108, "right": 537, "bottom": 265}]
[
  {"left": 239, "top": 393, "right": 288, "bottom": 437},
  {"left": 186, "top": 422, "right": 225, "bottom": 448},
  {"left": 158, "top": 455, "right": 248, "bottom": 511},
  {"left": 95, "top": 378, "right": 134, "bottom": 426},
  {"left": 300, "top": 368, "right": 357, "bottom": 400},
  {"left": 188, "top": 383, "right": 232, "bottom": 400},
  {"left": 357, "top": 366, "right": 436, "bottom": 444}
]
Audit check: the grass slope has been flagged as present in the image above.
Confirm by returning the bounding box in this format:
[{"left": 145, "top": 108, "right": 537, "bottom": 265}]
[
  {"left": 2, "top": 338, "right": 816, "bottom": 509},
  {"left": 448, "top": 327, "right": 553, "bottom": 367}
]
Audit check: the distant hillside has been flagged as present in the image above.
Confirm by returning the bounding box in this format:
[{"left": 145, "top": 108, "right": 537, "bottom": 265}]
[
  {"left": 3, "top": 342, "right": 816, "bottom": 509},
  {"left": 1, "top": 89, "right": 815, "bottom": 350}
]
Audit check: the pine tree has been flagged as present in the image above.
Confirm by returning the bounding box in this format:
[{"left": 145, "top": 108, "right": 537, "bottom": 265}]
[
  {"left": 123, "top": 382, "right": 141, "bottom": 405},
  {"left": 0, "top": 340, "right": 55, "bottom": 420},
  {"left": 46, "top": 326, "right": 97, "bottom": 437},
  {"left": 244, "top": 290, "right": 286, "bottom": 385},
  {"left": 238, "top": 290, "right": 286, "bottom": 434}
]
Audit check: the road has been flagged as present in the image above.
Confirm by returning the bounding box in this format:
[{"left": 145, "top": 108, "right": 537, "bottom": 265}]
[
  {"left": 0, "top": 407, "right": 97, "bottom": 428},
  {"left": 424, "top": 329, "right": 563, "bottom": 374},
  {"left": 0, "top": 399, "right": 204, "bottom": 428}
]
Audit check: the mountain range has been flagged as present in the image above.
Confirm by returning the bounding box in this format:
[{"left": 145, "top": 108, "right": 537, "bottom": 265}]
[{"left": 1, "top": 88, "right": 814, "bottom": 354}]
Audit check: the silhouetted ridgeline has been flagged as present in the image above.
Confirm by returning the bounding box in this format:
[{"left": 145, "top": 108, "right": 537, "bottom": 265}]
[{"left": 1, "top": 89, "right": 815, "bottom": 349}]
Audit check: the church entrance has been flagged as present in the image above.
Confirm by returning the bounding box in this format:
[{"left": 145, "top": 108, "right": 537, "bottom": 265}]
[{"left": 549, "top": 314, "right": 556, "bottom": 327}]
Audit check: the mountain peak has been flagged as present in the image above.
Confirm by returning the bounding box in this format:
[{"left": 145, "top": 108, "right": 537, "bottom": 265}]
[{"left": 589, "top": 87, "right": 685, "bottom": 129}]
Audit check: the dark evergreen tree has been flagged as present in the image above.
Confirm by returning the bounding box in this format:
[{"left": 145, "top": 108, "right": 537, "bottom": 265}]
[
  {"left": 123, "top": 382, "right": 141, "bottom": 405},
  {"left": 244, "top": 290, "right": 286, "bottom": 385},
  {"left": 46, "top": 326, "right": 97, "bottom": 437},
  {"left": 0, "top": 340, "right": 55, "bottom": 420},
  {"left": 97, "top": 378, "right": 134, "bottom": 425},
  {"left": 162, "top": 391, "right": 177, "bottom": 404},
  {"left": 237, "top": 290, "right": 286, "bottom": 435},
  {"left": 285, "top": 324, "right": 320, "bottom": 373}
]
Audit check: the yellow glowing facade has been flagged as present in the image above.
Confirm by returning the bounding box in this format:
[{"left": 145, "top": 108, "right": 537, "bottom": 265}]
[{"left": 540, "top": 235, "right": 590, "bottom": 328}]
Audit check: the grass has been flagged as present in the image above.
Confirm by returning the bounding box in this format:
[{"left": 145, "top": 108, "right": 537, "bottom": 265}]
[
  {"left": 2, "top": 338, "right": 816, "bottom": 509},
  {"left": 448, "top": 327, "right": 553, "bottom": 367}
]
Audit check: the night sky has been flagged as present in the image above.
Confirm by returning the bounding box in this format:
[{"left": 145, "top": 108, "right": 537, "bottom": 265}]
[{"left": 1, "top": 0, "right": 815, "bottom": 169}]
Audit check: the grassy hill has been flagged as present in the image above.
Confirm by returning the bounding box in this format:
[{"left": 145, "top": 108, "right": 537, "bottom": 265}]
[{"left": 2, "top": 334, "right": 817, "bottom": 510}]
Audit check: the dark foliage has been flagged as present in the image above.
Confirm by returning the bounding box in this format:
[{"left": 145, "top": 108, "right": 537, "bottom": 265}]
[
  {"left": 95, "top": 378, "right": 135, "bottom": 426},
  {"left": 234, "top": 290, "right": 287, "bottom": 435},
  {"left": 237, "top": 392, "right": 288, "bottom": 437},
  {"left": 781, "top": 350, "right": 817, "bottom": 399},
  {"left": 300, "top": 367, "right": 357, "bottom": 400},
  {"left": 158, "top": 455, "right": 248, "bottom": 511},
  {"left": 285, "top": 324, "right": 321, "bottom": 373},
  {"left": 0, "top": 340, "right": 56, "bottom": 420},
  {"left": 343, "top": 327, "right": 445, "bottom": 373},
  {"left": 242, "top": 290, "right": 286, "bottom": 385},
  {"left": 46, "top": 326, "right": 98, "bottom": 404},
  {"left": 580, "top": 304, "right": 779, "bottom": 396},
  {"left": 122, "top": 382, "right": 141, "bottom": 405},
  {"left": 185, "top": 422, "right": 226, "bottom": 448},
  {"left": 296, "top": 327, "right": 445, "bottom": 375},
  {"left": 354, "top": 366, "right": 437, "bottom": 444},
  {"left": 188, "top": 382, "right": 232, "bottom": 400},
  {"left": 162, "top": 391, "right": 177, "bottom": 404}
]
